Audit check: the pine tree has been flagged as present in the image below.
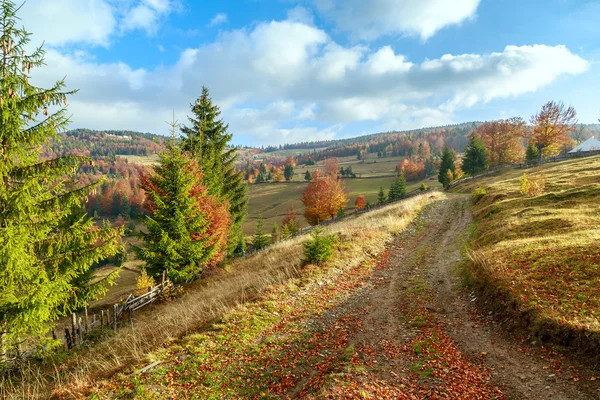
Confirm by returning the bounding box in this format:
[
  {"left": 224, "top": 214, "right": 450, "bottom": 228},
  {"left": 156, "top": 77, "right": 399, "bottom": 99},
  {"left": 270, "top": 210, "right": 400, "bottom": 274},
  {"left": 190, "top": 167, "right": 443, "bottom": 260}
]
[
  {"left": 304, "top": 170, "right": 312, "bottom": 181},
  {"left": 271, "top": 224, "right": 279, "bottom": 244},
  {"left": 438, "top": 146, "right": 456, "bottom": 188},
  {"left": 377, "top": 186, "right": 386, "bottom": 204},
  {"left": 252, "top": 215, "right": 270, "bottom": 250},
  {"left": 0, "top": 0, "right": 122, "bottom": 360},
  {"left": 180, "top": 86, "right": 248, "bottom": 255},
  {"left": 462, "top": 135, "right": 489, "bottom": 176},
  {"left": 135, "top": 132, "right": 231, "bottom": 284},
  {"left": 525, "top": 142, "right": 540, "bottom": 165},
  {"left": 424, "top": 156, "right": 437, "bottom": 177},
  {"left": 388, "top": 172, "right": 407, "bottom": 201}
]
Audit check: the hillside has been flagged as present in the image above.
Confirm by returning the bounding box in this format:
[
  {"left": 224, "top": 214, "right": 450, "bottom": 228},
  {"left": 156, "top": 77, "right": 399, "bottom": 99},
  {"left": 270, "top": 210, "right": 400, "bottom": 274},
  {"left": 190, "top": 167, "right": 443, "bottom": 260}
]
[{"left": 452, "top": 155, "right": 600, "bottom": 351}]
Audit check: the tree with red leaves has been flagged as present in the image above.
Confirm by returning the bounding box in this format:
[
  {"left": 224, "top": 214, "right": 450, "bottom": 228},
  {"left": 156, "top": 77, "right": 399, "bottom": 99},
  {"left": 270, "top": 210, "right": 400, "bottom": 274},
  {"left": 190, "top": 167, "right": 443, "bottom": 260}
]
[
  {"left": 354, "top": 195, "right": 367, "bottom": 210},
  {"left": 302, "top": 170, "right": 348, "bottom": 225},
  {"left": 323, "top": 158, "right": 339, "bottom": 178},
  {"left": 530, "top": 101, "right": 577, "bottom": 158},
  {"left": 475, "top": 118, "right": 526, "bottom": 167},
  {"left": 134, "top": 140, "right": 231, "bottom": 283}
]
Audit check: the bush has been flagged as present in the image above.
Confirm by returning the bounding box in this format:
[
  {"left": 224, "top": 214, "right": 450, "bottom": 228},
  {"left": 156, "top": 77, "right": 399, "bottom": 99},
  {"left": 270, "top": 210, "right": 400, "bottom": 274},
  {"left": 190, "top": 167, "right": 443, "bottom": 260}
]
[
  {"left": 472, "top": 186, "right": 487, "bottom": 203},
  {"left": 136, "top": 269, "right": 156, "bottom": 295},
  {"left": 520, "top": 173, "right": 546, "bottom": 197},
  {"left": 303, "top": 228, "right": 337, "bottom": 265},
  {"left": 420, "top": 182, "right": 427, "bottom": 191}
]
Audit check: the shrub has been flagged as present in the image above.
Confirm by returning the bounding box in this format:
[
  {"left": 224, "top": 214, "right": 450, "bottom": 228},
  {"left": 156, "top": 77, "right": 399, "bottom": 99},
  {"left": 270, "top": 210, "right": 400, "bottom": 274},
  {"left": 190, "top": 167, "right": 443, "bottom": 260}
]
[
  {"left": 520, "top": 173, "right": 546, "bottom": 197},
  {"left": 472, "top": 186, "right": 487, "bottom": 203},
  {"left": 136, "top": 269, "right": 156, "bottom": 296},
  {"left": 303, "top": 228, "right": 337, "bottom": 265},
  {"left": 420, "top": 182, "right": 427, "bottom": 191}
]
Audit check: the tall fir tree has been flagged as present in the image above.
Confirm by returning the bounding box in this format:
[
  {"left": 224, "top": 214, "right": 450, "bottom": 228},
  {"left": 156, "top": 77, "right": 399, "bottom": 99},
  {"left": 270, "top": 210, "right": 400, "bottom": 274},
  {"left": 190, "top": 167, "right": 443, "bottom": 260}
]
[
  {"left": 181, "top": 86, "right": 248, "bottom": 255},
  {"left": 135, "top": 128, "right": 231, "bottom": 284},
  {"left": 525, "top": 142, "right": 540, "bottom": 165},
  {"left": 304, "top": 170, "right": 312, "bottom": 181},
  {"left": 438, "top": 146, "right": 457, "bottom": 188},
  {"left": 0, "top": 0, "right": 122, "bottom": 360},
  {"left": 462, "top": 135, "right": 489, "bottom": 176},
  {"left": 388, "top": 172, "right": 408, "bottom": 201}
]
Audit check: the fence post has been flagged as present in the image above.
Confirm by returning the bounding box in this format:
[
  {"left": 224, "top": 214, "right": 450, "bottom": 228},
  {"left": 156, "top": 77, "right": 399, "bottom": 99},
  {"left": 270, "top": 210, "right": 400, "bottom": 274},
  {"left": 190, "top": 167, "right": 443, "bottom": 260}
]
[
  {"left": 64, "top": 328, "right": 72, "bottom": 349},
  {"left": 78, "top": 317, "right": 83, "bottom": 344},
  {"left": 100, "top": 310, "right": 105, "bottom": 329},
  {"left": 84, "top": 307, "right": 89, "bottom": 334},
  {"left": 71, "top": 312, "right": 78, "bottom": 347},
  {"left": 0, "top": 319, "right": 7, "bottom": 365},
  {"left": 113, "top": 304, "right": 118, "bottom": 331},
  {"left": 161, "top": 270, "right": 166, "bottom": 286}
]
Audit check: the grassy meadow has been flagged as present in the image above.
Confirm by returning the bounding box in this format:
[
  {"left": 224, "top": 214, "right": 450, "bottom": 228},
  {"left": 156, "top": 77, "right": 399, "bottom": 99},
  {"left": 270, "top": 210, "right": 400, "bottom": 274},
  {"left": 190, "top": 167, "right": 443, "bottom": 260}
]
[{"left": 453, "top": 155, "right": 600, "bottom": 348}]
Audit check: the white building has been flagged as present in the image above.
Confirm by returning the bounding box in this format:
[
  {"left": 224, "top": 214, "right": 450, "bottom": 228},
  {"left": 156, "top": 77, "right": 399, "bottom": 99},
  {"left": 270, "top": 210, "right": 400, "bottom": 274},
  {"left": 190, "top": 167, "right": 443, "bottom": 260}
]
[{"left": 568, "top": 136, "right": 600, "bottom": 154}]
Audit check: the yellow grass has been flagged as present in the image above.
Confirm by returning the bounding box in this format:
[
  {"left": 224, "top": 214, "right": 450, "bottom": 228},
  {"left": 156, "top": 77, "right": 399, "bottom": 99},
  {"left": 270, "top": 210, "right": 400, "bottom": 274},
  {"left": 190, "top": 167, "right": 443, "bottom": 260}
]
[{"left": 1, "top": 192, "right": 443, "bottom": 399}]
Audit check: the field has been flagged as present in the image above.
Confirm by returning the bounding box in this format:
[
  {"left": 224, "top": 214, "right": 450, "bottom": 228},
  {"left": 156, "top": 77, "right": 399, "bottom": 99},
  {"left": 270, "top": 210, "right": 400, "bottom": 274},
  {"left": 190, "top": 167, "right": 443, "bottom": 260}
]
[{"left": 453, "top": 155, "right": 600, "bottom": 348}]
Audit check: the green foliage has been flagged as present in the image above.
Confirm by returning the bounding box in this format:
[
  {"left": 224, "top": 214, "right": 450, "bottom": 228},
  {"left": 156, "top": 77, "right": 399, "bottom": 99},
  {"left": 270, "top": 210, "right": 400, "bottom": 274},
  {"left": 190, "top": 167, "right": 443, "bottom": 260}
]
[
  {"left": 377, "top": 186, "right": 386, "bottom": 204},
  {"left": 388, "top": 172, "right": 407, "bottom": 201},
  {"left": 438, "top": 146, "right": 456, "bottom": 188},
  {"left": 134, "top": 142, "right": 224, "bottom": 283},
  {"left": 0, "top": 1, "right": 123, "bottom": 360},
  {"left": 252, "top": 215, "right": 270, "bottom": 251},
  {"left": 424, "top": 156, "right": 437, "bottom": 177},
  {"left": 420, "top": 182, "right": 428, "bottom": 191},
  {"left": 284, "top": 164, "right": 294, "bottom": 181},
  {"left": 303, "top": 228, "right": 337, "bottom": 265},
  {"left": 525, "top": 142, "right": 540, "bottom": 165},
  {"left": 336, "top": 207, "right": 345, "bottom": 218},
  {"left": 472, "top": 186, "right": 487, "bottom": 203},
  {"left": 180, "top": 86, "right": 248, "bottom": 255},
  {"left": 304, "top": 170, "right": 312, "bottom": 181},
  {"left": 271, "top": 224, "right": 279, "bottom": 244},
  {"left": 462, "top": 135, "right": 489, "bottom": 176}
]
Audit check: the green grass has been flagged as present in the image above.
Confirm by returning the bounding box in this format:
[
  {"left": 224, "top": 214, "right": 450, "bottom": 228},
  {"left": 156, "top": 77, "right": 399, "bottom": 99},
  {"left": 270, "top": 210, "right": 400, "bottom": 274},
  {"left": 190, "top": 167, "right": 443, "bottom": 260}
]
[{"left": 453, "top": 155, "right": 600, "bottom": 344}]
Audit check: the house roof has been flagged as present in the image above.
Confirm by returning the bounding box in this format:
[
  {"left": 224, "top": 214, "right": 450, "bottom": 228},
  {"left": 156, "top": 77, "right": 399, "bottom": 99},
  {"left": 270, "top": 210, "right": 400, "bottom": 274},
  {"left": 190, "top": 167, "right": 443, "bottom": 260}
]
[{"left": 568, "top": 136, "right": 600, "bottom": 153}]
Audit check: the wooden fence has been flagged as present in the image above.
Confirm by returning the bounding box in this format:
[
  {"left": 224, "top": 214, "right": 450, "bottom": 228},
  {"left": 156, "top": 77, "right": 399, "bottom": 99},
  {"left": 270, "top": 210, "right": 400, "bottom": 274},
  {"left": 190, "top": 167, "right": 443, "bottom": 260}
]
[{"left": 59, "top": 270, "right": 169, "bottom": 350}]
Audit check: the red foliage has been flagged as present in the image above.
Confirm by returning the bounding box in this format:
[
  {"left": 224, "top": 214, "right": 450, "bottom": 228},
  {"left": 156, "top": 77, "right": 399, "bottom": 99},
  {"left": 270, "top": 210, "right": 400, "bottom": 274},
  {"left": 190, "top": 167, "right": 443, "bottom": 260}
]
[
  {"left": 354, "top": 194, "right": 367, "bottom": 210},
  {"left": 397, "top": 159, "right": 425, "bottom": 181},
  {"left": 302, "top": 173, "right": 347, "bottom": 225}
]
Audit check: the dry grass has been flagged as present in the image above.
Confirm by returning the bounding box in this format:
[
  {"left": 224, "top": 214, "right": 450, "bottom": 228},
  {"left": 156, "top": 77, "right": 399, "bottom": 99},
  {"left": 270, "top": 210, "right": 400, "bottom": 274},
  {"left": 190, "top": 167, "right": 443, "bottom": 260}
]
[
  {"left": 0, "top": 192, "right": 442, "bottom": 399},
  {"left": 453, "top": 155, "right": 600, "bottom": 350}
]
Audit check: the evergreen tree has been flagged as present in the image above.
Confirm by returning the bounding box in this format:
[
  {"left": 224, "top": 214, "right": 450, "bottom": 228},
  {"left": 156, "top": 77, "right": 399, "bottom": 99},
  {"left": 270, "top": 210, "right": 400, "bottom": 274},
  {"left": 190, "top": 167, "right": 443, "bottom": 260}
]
[
  {"left": 304, "top": 170, "right": 312, "bottom": 181},
  {"left": 252, "top": 215, "right": 270, "bottom": 250},
  {"left": 525, "top": 142, "right": 540, "bottom": 165},
  {"left": 377, "top": 186, "right": 386, "bottom": 204},
  {"left": 438, "top": 146, "right": 457, "bottom": 188},
  {"left": 284, "top": 164, "right": 294, "bottom": 181},
  {"left": 271, "top": 224, "right": 279, "bottom": 244},
  {"left": 424, "top": 156, "right": 437, "bottom": 177},
  {"left": 180, "top": 86, "right": 248, "bottom": 255},
  {"left": 135, "top": 136, "right": 231, "bottom": 284},
  {"left": 388, "top": 172, "right": 407, "bottom": 201},
  {"left": 0, "top": 1, "right": 122, "bottom": 360},
  {"left": 462, "top": 135, "right": 489, "bottom": 176}
]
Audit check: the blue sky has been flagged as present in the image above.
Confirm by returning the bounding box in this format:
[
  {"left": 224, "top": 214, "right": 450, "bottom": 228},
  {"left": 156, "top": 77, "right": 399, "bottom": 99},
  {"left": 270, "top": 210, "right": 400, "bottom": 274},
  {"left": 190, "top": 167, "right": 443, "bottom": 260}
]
[{"left": 24, "top": 0, "right": 599, "bottom": 145}]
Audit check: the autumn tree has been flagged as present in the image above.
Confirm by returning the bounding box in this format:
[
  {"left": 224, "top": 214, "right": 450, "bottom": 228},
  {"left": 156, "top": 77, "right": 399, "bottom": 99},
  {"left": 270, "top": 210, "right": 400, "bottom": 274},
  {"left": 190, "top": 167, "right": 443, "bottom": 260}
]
[
  {"left": 323, "top": 158, "right": 339, "bottom": 177},
  {"left": 135, "top": 138, "right": 230, "bottom": 284},
  {"left": 530, "top": 101, "right": 577, "bottom": 158},
  {"left": 438, "top": 146, "right": 456, "bottom": 188},
  {"left": 0, "top": 0, "right": 122, "bottom": 360},
  {"left": 302, "top": 171, "right": 348, "bottom": 225},
  {"left": 354, "top": 194, "right": 367, "bottom": 210},
  {"left": 462, "top": 135, "right": 489, "bottom": 176},
  {"left": 180, "top": 86, "right": 247, "bottom": 254},
  {"left": 474, "top": 118, "right": 525, "bottom": 167}
]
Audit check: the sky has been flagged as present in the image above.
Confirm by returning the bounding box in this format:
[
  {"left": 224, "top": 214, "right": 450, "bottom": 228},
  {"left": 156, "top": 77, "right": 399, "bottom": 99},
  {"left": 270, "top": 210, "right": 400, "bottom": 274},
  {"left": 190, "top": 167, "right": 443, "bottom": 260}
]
[{"left": 23, "top": 0, "right": 600, "bottom": 146}]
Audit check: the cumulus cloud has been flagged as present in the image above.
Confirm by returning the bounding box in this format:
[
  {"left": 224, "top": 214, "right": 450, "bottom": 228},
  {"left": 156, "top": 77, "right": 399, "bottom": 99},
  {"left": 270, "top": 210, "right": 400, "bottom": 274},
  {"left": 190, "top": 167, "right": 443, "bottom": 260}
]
[
  {"left": 313, "top": 0, "right": 481, "bottom": 41},
  {"left": 20, "top": 0, "right": 176, "bottom": 47},
  {"left": 208, "top": 13, "right": 228, "bottom": 27},
  {"left": 29, "top": 17, "right": 588, "bottom": 145}
]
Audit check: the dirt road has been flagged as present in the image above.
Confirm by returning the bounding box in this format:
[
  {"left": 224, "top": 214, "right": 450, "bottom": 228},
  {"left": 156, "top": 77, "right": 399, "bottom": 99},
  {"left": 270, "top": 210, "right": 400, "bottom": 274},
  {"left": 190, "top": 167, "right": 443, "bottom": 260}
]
[{"left": 312, "top": 195, "right": 599, "bottom": 399}]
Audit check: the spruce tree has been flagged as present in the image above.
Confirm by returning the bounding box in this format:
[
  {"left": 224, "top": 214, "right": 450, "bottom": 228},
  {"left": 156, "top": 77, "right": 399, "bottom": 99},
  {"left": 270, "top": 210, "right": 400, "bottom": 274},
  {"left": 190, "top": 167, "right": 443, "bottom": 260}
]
[
  {"left": 388, "top": 172, "right": 407, "bottom": 201},
  {"left": 135, "top": 133, "right": 231, "bottom": 284},
  {"left": 377, "top": 186, "right": 386, "bottom": 204},
  {"left": 181, "top": 86, "right": 248, "bottom": 255},
  {"left": 462, "top": 135, "right": 489, "bottom": 176},
  {"left": 284, "top": 164, "right": 294, "bottom": 181},
  {"left": 438, "top": 146, "right": 457, "bottom": 188},
  {"left": 0, "top": 0, "right": 122, "bottom": 360},
  {"left": 525, "top": 142, "right": 540, "bottom": 165},
  {"left": 252, "top": 215, "right": 270, "bottom": 250},
  {"left": 304, "top": 170, "right": 312, "bottom": 181}
]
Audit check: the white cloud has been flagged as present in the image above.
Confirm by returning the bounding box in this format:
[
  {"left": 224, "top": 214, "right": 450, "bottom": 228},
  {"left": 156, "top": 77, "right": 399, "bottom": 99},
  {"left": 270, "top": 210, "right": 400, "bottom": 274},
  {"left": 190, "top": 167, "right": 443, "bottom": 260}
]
[
  {"left": 20, "top": 0, "right": 176, "bottom": 47},
  {"left": 313, "top": 0, "right": 481, "bottom": 41},
  {"left": 208, "top": 13, "right": 228, "bottom": 27},
  {"left": 29, "top": 17, "right": 589, "bottom": 145}
]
